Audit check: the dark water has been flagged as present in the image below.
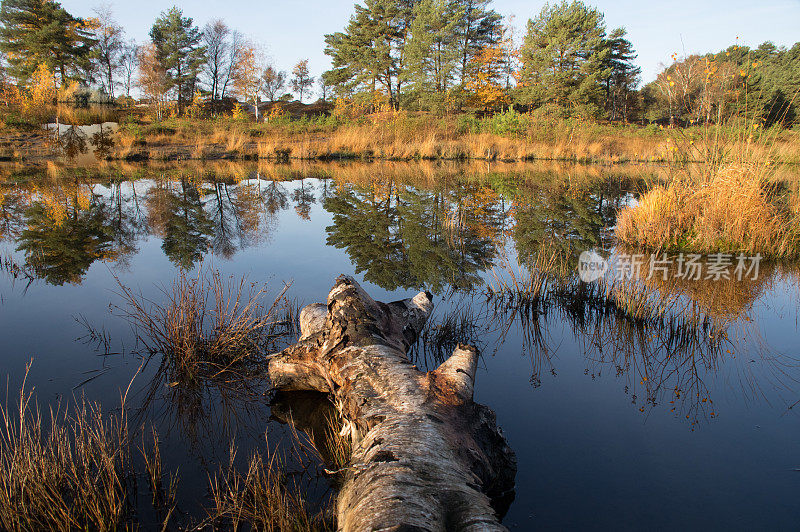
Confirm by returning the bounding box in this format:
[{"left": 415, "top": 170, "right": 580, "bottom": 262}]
[{"left": 0, "top": 162, "right": 798, "bottom": 529}]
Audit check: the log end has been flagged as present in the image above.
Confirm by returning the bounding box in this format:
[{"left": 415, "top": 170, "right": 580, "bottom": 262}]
[{"left": 429, "top": 344, "right": 479, "bottom": 404}]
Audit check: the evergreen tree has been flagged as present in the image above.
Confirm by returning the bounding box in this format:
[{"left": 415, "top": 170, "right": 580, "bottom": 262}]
[
  {"left": 323, "top": 0, "right": 417, "bottom": 108},
  {"left": 149, "top": 7, "right": 206, "bottom": 113},
  {"left": 0, "top": 0, "right": 94, "bottom": 84},
  {"left": 403, "top": 0, "right": 462, "bottom": 108},
  {"left": 602, "top": 27, "right": 640, "bottom": 121},
  {"left": 518, "top": 0, "right": 610, "bottom": 117},
  {"left": 452, "top": 0, "right": 502, "bottom": 82}
]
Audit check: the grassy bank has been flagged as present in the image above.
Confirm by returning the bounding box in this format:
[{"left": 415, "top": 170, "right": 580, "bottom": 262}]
[
  {"left": 2, "top": 109, "right": 799, "bottom": 164},
  {"left": 112, "top": 112, "right": 800, "bottom": 164}
]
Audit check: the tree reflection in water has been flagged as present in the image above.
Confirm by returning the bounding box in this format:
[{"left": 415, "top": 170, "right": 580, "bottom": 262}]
[
  {"left": 147, "top": 179, "right": 214, "bottom": 269},
  {"left": 479, "top": 251, "right": 800, "bottom": 427},
  {"left": 15, "top": 181, "right": 115, "bottom": 285},
  {"left": 324, "top": 179, "right": 503, "bottom": 292}
]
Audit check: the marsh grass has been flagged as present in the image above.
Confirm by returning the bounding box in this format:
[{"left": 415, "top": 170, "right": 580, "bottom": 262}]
[
  {"left": 113, "top": 266, "right": 292, "bottom": 381},
  {"left": 617, "top": 98, "right": 800, "bottom": 257},
  {"left": 0, "top": 369, "right": 334, "bottom": 531},
  {"left": 0, "top": 367, "right": 136, "bottom": 531},
  {"left": 106, "top": 112, "right": 800, "bottom": 163},
  {"left": 616, "top": 164, "right": 800, "bottom": 257},
  {"left": 203, "top": 441, "right": 334, "bottom": 531}
]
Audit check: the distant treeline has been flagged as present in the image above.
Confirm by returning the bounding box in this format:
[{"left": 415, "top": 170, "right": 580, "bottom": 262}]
[{"left": 0, "top": 0, "right": 797, "bottom": 126}]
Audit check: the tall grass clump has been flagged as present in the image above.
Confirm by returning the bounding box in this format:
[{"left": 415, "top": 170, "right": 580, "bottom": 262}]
[
  {"left": 204, "top": 443, "right": 333, "bottom": 531},
  {"left": 113, "top": 266, "right": 291, "bottom": 381},
  {"left": 0, "top": 369, "right": 134, "bottom": 531},
  {"left": 616, "top": 162, "right": 800, "bottom": 257},
  {"left": 617, "top": 96, "right": 800, "bottom": 257}
]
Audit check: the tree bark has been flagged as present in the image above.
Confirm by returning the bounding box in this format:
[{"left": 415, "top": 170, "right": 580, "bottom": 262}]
[{"left": 269, "top": 275, "right": 516, "bottom": 531}]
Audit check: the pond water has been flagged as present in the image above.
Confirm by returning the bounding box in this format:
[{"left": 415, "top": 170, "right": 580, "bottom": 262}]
[
  {"left": 0, "top": 161, "right": 798, "bottom": 529},
  {"left": 43, "top": 121, "right": 119, "bottom": 163}
]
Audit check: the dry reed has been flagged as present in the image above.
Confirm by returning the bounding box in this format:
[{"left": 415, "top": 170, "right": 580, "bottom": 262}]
[
  {"left": 0, "top": 366, "right": 135, "bottom": 531},
  {"left": 112, "top": 266, "right": 291, "bottom": 381}
]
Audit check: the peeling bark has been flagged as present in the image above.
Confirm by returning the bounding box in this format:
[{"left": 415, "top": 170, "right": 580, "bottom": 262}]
[{"left": 269, "top": 275, "right": 516, "bottom": 531}]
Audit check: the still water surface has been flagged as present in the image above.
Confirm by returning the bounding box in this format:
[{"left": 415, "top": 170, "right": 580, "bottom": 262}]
[{"left": 0, "top": 162, "right": 798, "bottom": 529}]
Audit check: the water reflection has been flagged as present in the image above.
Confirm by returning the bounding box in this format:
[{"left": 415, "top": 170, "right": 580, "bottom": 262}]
[
  {"left": 147, "top": 180, "right": 214, "bottom": 269},
  {"left": 14, "top": 180, "right": 116, "bottom": 285},
  {"left": 46, "top": 122, "right": 118, "bottom": 162},
  {"left": 2, "top": 163, "right": 798, "bottom": 422},
  {"left": 3, "top": 161, "right": 800, "bottom": 527},
  {"left": 481, "top": 252, "right": 800, "bottom": 427},
  {"left": 1, "top": 165, "right": 641, "bottom": 290}
]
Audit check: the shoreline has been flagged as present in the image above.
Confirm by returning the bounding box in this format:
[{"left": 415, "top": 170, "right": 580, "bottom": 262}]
[{"left": 3, "top": 118, "right": 798, "bottom": 165}]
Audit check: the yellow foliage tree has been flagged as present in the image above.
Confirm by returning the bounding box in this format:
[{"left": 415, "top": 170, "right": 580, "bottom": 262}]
[
  {"left": 28, "top": 63, "right": 57, "bottom": 110},
  {"left": 464, "top": 43, "right": 509, "bottom": 113},
  {"left": 232, "top": 44, "right": 263, "bottom": 121}
]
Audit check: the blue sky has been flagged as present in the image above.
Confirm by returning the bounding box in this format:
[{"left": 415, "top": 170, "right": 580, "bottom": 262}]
[{"left": 61, "top": 0, "right": 800, "bottom": 85}]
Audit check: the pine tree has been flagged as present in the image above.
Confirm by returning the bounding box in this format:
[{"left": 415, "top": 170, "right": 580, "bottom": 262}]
[
  {"left": 452, "top": 0, "right": 502, "bottom": 82},
  {"left": 518, "top": 0, "right": 611, "bottom": 117},
  {"left": 602, "top": 27, "right": 640, "bottom": 121},
  {"left": 149, "top": 7, "right": 206, "bottom": 114},
  {"left": 403, "top": 0, "right": 462, "bottom": 107},
  {"left": 323, "top": 0, "right": 416, "bottom": 109},
  {"left": 0, "top": 0, "right": 95, "bottom": 85}
]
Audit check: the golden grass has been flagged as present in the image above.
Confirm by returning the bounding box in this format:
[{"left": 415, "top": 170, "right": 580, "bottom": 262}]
[
  {"left": 616, "top": 164, "right": 800, "bottom": 257},
  {"left": 0, "top": 367, "right": 134, "bottom": 531},
  {"left": 112, "top": 267, "right": 291, "bottom": 381},
  {"left": 99, "top": 112, "right": 800, "bottom": 163}
]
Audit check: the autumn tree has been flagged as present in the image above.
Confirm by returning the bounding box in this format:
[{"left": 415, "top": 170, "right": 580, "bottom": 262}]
[
  {"left": 260, "top": 65, "right": 285, "bottom": 102},
  {"left": 232, "top": 43, "right": 264, "bottom": 120},
  {"left": 464, "top": 34, "right": 508, "bottom": 112},
  {"left": 137, "top": 43, "right": 170, "bottom": 120},
  {"left": 0, "top": 0, "right": 95, "bottom": 84},
  {"left": 291, "top": 59, "right": 314, "bottom": 102},
  {"left": 87, "top": 3, "right": 124, "bottom": 98},
  {"left": 149, "top": 7, "right": 206, "bottom": 113},
  {"left": 28, "top": 62, "right": 57, "bottom": 108}
]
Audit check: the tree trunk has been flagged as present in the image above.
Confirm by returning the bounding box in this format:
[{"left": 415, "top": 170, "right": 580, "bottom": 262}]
[{"left": 269, "top": 275, "right": 516, "bottom": 531}]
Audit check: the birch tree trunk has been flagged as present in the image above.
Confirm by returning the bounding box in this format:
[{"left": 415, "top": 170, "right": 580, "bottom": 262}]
[{"left": 269, "top": 275, "right": 516, "bottom": 531}]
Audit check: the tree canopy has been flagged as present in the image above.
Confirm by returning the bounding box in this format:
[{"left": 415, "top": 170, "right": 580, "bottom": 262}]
[
  {"left": 0, "top": 0, "right": 94, "bottom": 84},
  {"left": 149, "top": 6, "right": 206, "bottom": 112}
]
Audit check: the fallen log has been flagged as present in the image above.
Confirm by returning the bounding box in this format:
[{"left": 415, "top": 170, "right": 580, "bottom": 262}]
[{"left": 269, "top": 275, "right": 516, "bottom": 531}]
